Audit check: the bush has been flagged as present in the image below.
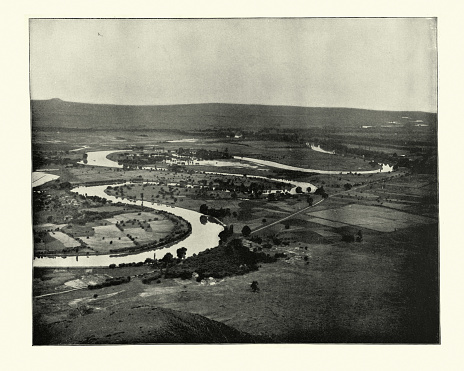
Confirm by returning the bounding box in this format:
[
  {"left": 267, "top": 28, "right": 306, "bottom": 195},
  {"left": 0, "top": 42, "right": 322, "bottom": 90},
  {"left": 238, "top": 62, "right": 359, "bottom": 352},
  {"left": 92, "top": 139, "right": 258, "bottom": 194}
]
[
  {"left": 341, "top": 234, "right": 355, "bottom": 242},
  {"left": 88, "top": 276, "right": 130, "bottom": 289},
  {"left": 241, "top": 225, "right": 251, "bottom": 237},
  {"left": 142, "top": 273, "right": 162, "bottom": 284}
]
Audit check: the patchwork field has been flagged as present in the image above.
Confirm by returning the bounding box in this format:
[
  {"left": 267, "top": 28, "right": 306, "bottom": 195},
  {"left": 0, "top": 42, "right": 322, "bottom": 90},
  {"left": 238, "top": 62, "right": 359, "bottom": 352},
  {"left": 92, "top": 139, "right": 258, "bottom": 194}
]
[
  {"left": 50, "top": 231, "right": 81, "bottom": 248},
  {"left": 34, "top": 208, "right": 184, "bottom": 256}
]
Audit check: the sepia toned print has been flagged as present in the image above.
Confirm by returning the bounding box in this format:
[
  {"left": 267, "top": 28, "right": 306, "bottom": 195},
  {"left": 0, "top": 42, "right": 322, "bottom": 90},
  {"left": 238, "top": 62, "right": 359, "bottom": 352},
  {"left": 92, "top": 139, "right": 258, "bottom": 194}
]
[{"left": 31, "top": 18, "right": 438, "bottom": 344}]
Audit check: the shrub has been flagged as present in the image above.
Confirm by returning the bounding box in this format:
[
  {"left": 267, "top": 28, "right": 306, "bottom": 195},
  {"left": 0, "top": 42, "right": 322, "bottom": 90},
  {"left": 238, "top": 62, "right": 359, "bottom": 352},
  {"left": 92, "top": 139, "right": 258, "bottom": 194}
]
[
  {"left": 241, "top": 225, "right": 251, "bottom": 237},
  {"left": 341, "top": 234, "right": 355, "bottom": 242}
]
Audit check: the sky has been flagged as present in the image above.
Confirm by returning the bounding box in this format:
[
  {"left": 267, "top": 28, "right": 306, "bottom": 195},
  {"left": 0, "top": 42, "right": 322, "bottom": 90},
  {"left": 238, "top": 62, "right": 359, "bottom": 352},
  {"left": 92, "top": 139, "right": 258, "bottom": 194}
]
[{"left": 29, "top": 18, "right": 437, "bottom": 112}]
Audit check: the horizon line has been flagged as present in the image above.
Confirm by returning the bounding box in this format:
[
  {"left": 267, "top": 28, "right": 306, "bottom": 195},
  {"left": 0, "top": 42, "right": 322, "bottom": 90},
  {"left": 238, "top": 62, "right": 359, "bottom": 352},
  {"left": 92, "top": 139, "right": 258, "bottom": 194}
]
[{"left": 31, "top": 98, "right": 438, "bottom": 114}]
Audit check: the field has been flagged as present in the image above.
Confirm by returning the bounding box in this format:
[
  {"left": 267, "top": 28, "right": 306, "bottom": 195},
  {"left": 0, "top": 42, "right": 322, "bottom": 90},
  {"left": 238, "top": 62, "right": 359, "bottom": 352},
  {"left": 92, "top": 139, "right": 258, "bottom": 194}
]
[
  {"left": 307, "top": 204, "right": 436, "bottom": 232},
  {"left": 33, "top": 202, "right": 185, "bottom": 256}
]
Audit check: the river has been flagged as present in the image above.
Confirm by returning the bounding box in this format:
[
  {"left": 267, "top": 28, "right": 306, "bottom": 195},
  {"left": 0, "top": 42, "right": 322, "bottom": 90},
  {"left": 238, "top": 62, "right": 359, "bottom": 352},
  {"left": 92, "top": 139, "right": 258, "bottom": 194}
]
[
  {"left": 33, "top": 149, "right": 389, "bottom": 267},
  {"left": 233, "top": 156, "right": 394, "bottom": 175},
  {"left": 77, "top": 150, "right": 129, "bottom": 168}
]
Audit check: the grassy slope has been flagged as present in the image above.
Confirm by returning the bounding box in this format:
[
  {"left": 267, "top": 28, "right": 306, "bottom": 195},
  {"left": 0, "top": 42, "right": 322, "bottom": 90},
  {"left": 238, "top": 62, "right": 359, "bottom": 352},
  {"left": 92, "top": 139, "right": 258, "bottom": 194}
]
[{"left": 33, "top": 306, "right": 260, "bottom": 344}]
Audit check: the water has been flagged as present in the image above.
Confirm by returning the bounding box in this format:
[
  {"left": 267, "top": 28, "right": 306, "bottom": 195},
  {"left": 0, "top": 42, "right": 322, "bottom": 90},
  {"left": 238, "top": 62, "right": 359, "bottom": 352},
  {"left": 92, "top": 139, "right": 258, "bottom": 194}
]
[
  {"left": 166, "top": 138, "right": 198, "bottom": 143},
  {"left": 233, "top": 156, "right": 393, "bottom": 175},
  {"left": 309, "top": 143, "right": 335, "bottom": 155},
  {"left": 77, "top": 150, "right": 129, "bottom": 168}
]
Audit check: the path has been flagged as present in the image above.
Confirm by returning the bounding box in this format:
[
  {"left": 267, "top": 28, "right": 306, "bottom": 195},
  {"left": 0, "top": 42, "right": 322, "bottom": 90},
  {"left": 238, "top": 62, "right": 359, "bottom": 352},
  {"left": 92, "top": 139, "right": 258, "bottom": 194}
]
[
  {"left": 250, "top": 198, "right": 325, "bottom": 235},
  {"left": 34, "top": 287, "right": 84, "bottom": 299}
]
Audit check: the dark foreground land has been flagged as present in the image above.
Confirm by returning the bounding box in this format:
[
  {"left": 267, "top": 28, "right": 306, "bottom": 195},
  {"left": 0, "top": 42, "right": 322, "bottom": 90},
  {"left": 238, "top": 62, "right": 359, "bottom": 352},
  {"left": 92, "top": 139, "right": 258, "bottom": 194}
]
[{"left": 34, "top": 222, "right": 438, "bottom": 344}]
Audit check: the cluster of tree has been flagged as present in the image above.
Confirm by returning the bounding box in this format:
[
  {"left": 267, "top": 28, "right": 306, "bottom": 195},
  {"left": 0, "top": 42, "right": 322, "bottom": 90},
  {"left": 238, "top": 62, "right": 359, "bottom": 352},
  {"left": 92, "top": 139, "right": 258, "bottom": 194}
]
[
  {"left": 113, "top": 152, "right": 168, "bottom": 168},
  {"left": 74, "top": 209, "right": 123, "bottom": 226},
  {"left": 141, "top": 273, "right": 162, "bottom": 284},
  {"left": 142, "top": 238, "right": 283, "bottom": 283},
  {"left": 194, "top": 148, "right": 232, "bottom": 160},
  {"left": 199, "top": 204, "right": 231, "bottom": 219},
  {"left": 211, "top": 178, "right": 275, "bottom": 196},
  {"left": 87, "top": 276, "right": 130, "bottom": 290},
  {"left": 250, "top": 235, "right": 263, "bottom": 244},
  {"left": 314, "top": 187, "right": 329, "bottom": 199},
  {"left": 83, "top": 194, "right": 107, "bottom": 205},
  {"left": 344, "top": 183, "right": 353, "bottom": 191},
  {"left": 218, "top": 225, "right": 234, "bottom": 242},
  {"left": 32, "top": 151, "right": 77, "bottom": 168}
]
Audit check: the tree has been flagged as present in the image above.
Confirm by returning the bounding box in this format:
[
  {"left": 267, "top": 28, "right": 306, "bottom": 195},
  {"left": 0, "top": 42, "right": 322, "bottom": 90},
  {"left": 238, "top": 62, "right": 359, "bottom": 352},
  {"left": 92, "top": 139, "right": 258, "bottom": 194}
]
[
  {"left": 199, "top": 204, "right": 209, "bottom": 215},
  {"left": 241, "top": 225, "right": 251, "bottom": 237},
  {"left": 199, "top": 215, "right": 208, "bottom": 224},
  {"left": 307, "top": 196, "right": 314, "bottom": 206},
  {"left": 295, "top": 186, "right": 303, "bottom": 194},
  {"left": 176, "top": 247, "right": 187, "bottom": 260},
  {"left": 251, "top": 281, "right": 260, "bottom": 292},
  {"left": 161, "top": 252, "right": 174, "bottom": 264}
]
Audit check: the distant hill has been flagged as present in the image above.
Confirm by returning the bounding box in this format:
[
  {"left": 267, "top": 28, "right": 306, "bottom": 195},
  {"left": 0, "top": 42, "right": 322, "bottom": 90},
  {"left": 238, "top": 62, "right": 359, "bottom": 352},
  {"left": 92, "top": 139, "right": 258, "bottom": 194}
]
[{"left": 31, "top": 99, "right": 437, "bottom": 131}]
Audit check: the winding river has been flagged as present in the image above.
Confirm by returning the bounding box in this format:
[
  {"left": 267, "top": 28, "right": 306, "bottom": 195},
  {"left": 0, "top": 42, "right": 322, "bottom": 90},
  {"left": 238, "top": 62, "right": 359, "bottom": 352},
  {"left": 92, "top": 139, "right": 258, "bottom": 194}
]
[
  {"left": 33, "top": 149, "right": 392, "bottom": 267},
  {"left": 233, "top": 156, "right": 394, "bottom": 175}
]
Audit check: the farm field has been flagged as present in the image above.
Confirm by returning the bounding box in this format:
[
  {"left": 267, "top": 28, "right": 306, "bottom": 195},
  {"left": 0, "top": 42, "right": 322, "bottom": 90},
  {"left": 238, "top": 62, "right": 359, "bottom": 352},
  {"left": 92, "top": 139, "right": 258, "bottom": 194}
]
[
  {"left": 33, "top": 202, "right": 186, "bottom": 256},
  {"left": 307, "top": 204, "right": 436, "bottom": 233}
]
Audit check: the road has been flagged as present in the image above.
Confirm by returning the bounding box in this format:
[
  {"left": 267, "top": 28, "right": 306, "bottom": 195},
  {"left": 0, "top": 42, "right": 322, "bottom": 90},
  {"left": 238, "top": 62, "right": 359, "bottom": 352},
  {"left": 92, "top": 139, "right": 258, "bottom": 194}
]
[{"left": 250, "top": 198, "right": 326, "bottom": 235}]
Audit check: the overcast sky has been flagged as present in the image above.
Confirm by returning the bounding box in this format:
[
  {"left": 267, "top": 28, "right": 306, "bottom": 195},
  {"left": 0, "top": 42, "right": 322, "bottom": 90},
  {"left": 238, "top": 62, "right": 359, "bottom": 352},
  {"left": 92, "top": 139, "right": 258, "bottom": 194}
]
[{"left": 30, "top": 18, "right": 437, "bottom": 112}]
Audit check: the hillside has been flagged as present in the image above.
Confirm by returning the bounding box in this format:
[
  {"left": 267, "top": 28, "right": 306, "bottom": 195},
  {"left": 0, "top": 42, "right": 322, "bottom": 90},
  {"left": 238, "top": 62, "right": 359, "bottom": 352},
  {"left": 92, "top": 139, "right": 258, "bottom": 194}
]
[
  {"left": 34, "top": 305, "right": 261, "bottom": 344},
  {"left": 31, "top": 99, "right": 437, "bottom": 131}
]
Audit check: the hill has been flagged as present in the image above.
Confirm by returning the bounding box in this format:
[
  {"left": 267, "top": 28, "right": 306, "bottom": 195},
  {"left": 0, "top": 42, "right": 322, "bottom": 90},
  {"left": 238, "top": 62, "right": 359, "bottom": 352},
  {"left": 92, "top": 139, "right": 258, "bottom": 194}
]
[
  {"left": 33, "top": 305, "right": 261, "bottom": 344},
  {"left": 31, "top": 99, "right": 437, "bottom": 131}
]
